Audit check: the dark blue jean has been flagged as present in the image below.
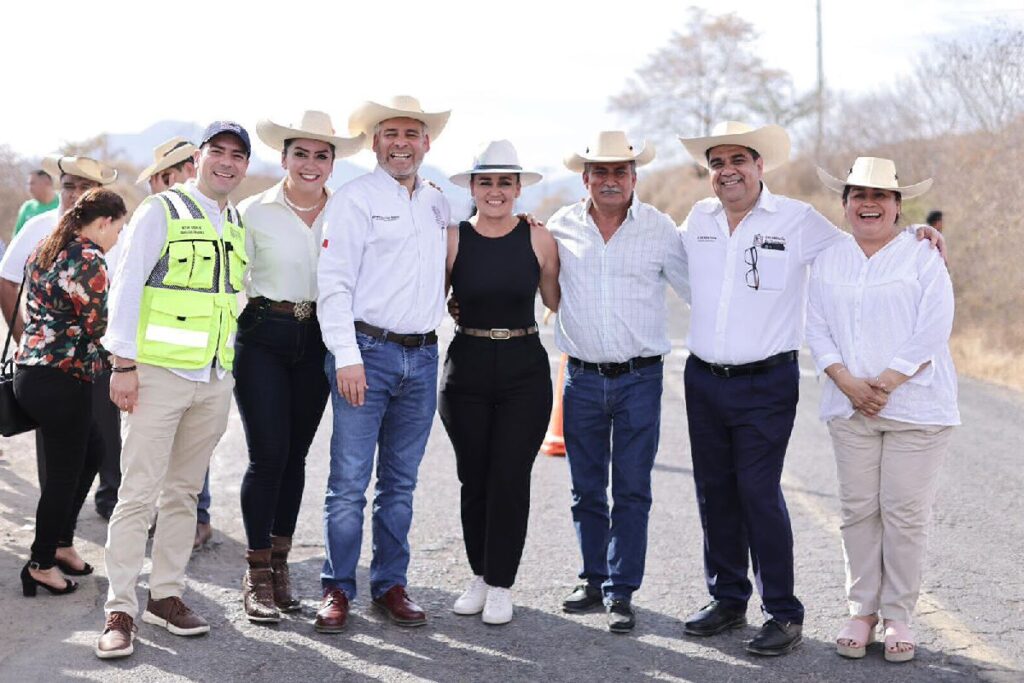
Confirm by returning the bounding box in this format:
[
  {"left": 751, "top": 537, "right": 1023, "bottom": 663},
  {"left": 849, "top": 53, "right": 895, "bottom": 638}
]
[
  {"left": 321, "top": 334, "right": 438, "bottom": 599},
  {"left": 234, "top": 305, "right": 329, "bottom": 549},
  {"left": 563, "top": 360, "right": 663, "bottom": 602},
  {"left": 683, "top": 354, "right": 804, "bottom": 624}
]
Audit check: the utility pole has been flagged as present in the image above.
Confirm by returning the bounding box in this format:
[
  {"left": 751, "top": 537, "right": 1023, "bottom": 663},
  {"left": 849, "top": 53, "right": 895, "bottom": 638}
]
[{"left": 816, "top": 0, "right": 825, "bottom": 160}]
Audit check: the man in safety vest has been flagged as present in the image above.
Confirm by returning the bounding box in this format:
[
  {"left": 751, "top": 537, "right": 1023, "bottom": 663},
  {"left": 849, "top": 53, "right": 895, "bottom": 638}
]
[{"left": 95, "top": 121, "right": 251, "bottom": 660}]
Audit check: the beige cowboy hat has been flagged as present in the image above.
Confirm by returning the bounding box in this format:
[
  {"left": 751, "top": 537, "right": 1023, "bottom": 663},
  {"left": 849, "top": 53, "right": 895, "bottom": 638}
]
[
  {"left": 679, "top": 121, "right": 791, "bottom": 172},
  {"left": 450, "top": 139, "right": 542, "bottom": 188},
  {"left": 256, "top": 110, "right": 366, "bottom": 157},
  {"left": 42, "top": 155, "right": 117, "bottom": 185},
  {"left": 135, "top": 137, "right": 198, "bottom": 184},
  {"left": 817, "top": 157, "right": 933, "bottom": 199},
  {"left": 348, "top": 95, "right": 450, "bottom": 146},
  {"left": 564, "top": 131, "right": 655, "bottom": 172}
]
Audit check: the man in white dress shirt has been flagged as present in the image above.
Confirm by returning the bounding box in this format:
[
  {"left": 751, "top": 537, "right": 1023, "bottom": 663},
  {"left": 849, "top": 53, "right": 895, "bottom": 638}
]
[
  {"left": 675, "top": 122, "right": 942, "bottom": 656},
  {"left": 315, "top": 96, "right": 450, "bottom": 633},
  {"left": 0, "top": 155, "right": 123, "bottom": 521},
  {"left": 550, "top": 131, "right": 689, "bottom": 634}
]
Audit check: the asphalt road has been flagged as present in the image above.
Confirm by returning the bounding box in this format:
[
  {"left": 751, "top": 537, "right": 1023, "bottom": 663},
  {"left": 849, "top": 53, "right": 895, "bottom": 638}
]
[{"left": 0, "top": 296, "right": 1021, "bottom": 682}]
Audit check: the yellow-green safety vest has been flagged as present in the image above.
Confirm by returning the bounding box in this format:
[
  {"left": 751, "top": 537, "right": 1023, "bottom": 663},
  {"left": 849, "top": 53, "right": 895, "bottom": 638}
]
[{"left": 135, "top": 187, "right": 248, "bottom": 371}]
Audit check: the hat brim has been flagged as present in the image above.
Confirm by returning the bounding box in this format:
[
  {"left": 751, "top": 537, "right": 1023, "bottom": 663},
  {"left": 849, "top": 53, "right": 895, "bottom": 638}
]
[
  {"left": 135, "top": 144, "right": 197, "bottom": 184},
  {"left": 449, "top": 168, "right": 543, "bottom": 188},
  {"left": 255, "top": 120, "right": 366, "bottom": 157},
  {"left": 348, "top": 102, "right": 451, "bottom": 147},
  {"left": 679, "top": 125, "right": 791, "bottom": 172},
  {"left": 42, "top": 156, "right": 118, "bottom": 185},
  {"left": 816, "top": 168, "right": 934, "bottom": 200},
  {"left": 564, "top": 143, "right": 655, "bottom": 173}
]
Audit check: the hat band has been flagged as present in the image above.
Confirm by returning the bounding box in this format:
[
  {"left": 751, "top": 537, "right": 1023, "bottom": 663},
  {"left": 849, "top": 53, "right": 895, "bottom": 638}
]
[
  {"left": 163, "top": 141, "right": 193, "bottom": 158},
  {"left": 474, "top": 164, "right": 523, "bottom": 171}
]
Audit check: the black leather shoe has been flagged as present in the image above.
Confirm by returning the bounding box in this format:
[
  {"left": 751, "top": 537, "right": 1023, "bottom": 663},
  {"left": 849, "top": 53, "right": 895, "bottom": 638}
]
[
  {"left": 746, "top": 619, "right": 803, "bottom": 656},
  {"left": 562, "top": 584, "right": 603, "bottom": 613},
  {"left": 683, "top": 600, "right": 747, "bottom": 636},
  {"left": 607, "top": 600, "right": 635, "bottom": 634}
]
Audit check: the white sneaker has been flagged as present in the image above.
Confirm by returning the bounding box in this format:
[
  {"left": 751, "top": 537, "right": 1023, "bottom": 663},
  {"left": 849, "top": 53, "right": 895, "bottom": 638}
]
[
  {"left": 452, "top": 576, "right": 487, "bottom": 615},
  {"left": 482, "top": 586, "right": 513, "bottom": 625}
]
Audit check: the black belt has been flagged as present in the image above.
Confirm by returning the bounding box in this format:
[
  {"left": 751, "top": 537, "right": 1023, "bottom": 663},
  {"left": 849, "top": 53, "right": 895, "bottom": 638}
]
[
  {"left": 354, "top": 321, "right": 437, "bottom": 347},
  {"left": 249, "top": 296, "right": 315, "bottom": 321},
  {"left": 568, "top": 355, "right": 662, "bottom": 378},
  {"left": 689, "top": 350, "right": 798, "bottom": 378},
  {"left": 455, "top": 324, "right": 539, "bottom": 340}
]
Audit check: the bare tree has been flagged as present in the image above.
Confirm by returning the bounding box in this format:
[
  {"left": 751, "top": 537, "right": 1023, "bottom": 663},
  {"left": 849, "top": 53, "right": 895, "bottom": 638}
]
[{"left": 609, "top": 7, "right": 814, "bottom": 154}]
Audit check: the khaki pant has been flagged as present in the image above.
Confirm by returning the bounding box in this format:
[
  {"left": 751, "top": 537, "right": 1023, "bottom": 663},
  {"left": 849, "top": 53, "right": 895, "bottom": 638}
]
[
  {"left": 828, "top": 414, "right": 953, "bottom": 624},
  {"left": 103, "top": 364, "right": 233, "bottom": 616}
]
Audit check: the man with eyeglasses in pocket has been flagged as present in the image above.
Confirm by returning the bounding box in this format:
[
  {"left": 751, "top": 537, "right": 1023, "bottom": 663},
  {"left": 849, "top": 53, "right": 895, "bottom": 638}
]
[{"left": 675, "top": 122, "right": 943, "bottom": 656}]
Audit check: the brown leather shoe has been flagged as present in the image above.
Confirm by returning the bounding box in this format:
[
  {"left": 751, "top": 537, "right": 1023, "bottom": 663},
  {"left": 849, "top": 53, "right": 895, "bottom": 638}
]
[
  {"left": 95, "top": 611, "right": 136, "bottom": 659},
  {"left": 193, "top": 522, "right": 213, "bottom": 551},
  {"left": 142, "top": 593, "right": 210, "bottom": 636},
  {"left": 314, "top": 588, "right": 349, "bottom": 634},
  {"left": 372, "top": 585, "right": 427, "bottom": 627},
  {"left": 243, "top": 548, "right": 280, "bottom": 623},
  {"left": 270, "top": 536, "right": 301, "bottom": 612}
]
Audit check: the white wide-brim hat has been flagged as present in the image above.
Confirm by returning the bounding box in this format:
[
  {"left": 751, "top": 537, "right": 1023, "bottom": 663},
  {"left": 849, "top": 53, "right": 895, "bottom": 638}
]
[
  {"left": 564, "top": 131, "right": 655, "bottom": 172},
  {"left": 449, "top": 139, "right": 542, "bottom": 188},
  {"left": 679, "top": 121, "right": 791, "bottom": 172},
  {"left": 817, "top": 157, "right": 933, "bottom": 199},
  {"left": 348, "top": 95, "right": 450, "bottom": 147},
  {"left": 42, "top": 155, "right": 117, "bottom": 185},
  {"left": 256, "top": 110, "right": 365, "bottom": 157},
  {"left": 136, "top": 137, "right": 197, "bottom": 184}
]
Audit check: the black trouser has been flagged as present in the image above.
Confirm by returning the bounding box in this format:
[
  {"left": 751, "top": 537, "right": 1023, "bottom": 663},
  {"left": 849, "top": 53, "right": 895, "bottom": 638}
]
[
  {"left": 35, "top": 372, "right": 121, "bottom": 515},
  {"left": 438, "top": 334, "right": 552, "bottom": 588},
  {"left": 15, "top": 365, "right": 101, "bottom": 568},
  {"left": 235, "top": 304, "right": 329, "bottom": 550}
]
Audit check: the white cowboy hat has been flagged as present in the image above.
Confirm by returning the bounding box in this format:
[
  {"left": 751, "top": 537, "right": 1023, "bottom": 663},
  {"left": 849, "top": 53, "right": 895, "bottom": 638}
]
[
  {"left": 679, "top": 121, "right": 791, "bottom": 172},
  {"left": 449, "top": 140, "right": 542, "bottom": 188},
  {"left": 42, "top": 155, "right": 117, "bottom": 185},
  {"left": 564, "top": 131, "right": 655, "bottom": 172},
  {"left": 255, "top": 110, "right": 366, "bottom": 157},
  {"left": 348, "top": 95, "right": 450, "bottom": 145},
  {"left": 817, "top": 157, "right": 933, "bottom": 199},
  {"left": 135, "top": 137, "right": 197, "bottom": 184}
]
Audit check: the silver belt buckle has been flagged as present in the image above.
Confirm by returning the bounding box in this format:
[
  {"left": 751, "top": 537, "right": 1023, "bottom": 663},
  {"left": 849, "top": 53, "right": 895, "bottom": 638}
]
[
  {"left": 293, "top": 301, "right": 313, "bottom": 321},
  {"left": 489, "top": 328, "right": 511, "bottom": 340}
]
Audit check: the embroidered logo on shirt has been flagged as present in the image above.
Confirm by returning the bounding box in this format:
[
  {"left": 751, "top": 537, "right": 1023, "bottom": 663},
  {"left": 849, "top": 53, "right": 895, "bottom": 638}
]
[
  {"left": 432, "top": 206, "right": 446, "bottom": 229},
  {"left": 322, "top": 238, "right": 329, "bottom": 248},
  {"left": 372, "top": 215, "right": 400, "bottom": 222},
  {"left": 697, "top": 235, "right": 717, "bottom": 242},
  {"left": 754, "top": 234, "right": 787, "bottom": 251}
]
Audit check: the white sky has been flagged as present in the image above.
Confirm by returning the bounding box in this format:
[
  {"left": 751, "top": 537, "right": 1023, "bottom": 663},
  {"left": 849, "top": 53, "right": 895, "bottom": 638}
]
[{"left": 2, "top": 0, "right": 1021, "bottom": 178}]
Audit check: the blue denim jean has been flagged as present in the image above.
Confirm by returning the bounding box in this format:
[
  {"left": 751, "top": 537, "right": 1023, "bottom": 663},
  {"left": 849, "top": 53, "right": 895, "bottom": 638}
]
[
  {"left": 321, "top": 333, "right": 438, "bottom": 600},
  {"left": 563, "top": 360, "right": 663, "bottom": 602}
]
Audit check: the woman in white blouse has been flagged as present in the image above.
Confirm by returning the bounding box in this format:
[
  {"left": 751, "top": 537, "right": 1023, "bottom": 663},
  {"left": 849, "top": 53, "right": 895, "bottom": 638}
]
[
  {"left": 234, "top": 112, "right": 364, "bottom": 623},
  {"left": 806, "top": 157, "right": 959, "bottom": 664}
]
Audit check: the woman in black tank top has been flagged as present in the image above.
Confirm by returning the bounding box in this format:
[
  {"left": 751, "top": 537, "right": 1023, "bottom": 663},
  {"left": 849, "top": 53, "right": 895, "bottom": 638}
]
[{"left": 439, "top": 141, "right": 559, "bottom": 625}]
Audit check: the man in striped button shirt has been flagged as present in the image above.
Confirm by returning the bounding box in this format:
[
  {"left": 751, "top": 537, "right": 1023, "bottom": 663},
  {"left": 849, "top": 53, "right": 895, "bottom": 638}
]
[{"left": 550, "top": 131, "right": 689, "bottom": 634}]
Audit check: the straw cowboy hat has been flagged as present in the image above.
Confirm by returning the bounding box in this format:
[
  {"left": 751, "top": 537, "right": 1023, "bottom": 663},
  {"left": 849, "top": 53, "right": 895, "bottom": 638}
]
[
  {"left": 135, "top": 137, "right": 197, "bottom": 184},
  {"left": 679, "top": 121, "right": 791, "bottom": 172},
  {"left": 450, "top": 140, "right": 542, "bottom": 188},
  {"left": 817, "top": 157, "right": 933, "bottom": 199},
  {"left": 348, "top": 95, "right": 450, "bottom": 145},
  {"left": 42, "top": 155, "right": 117, "bottom": 185},
  {"left": 255, "top": 110, "right": 365, "bottom": 157},
  {"left": 564, "top": 131, "right": 655, "bottom": 172}
]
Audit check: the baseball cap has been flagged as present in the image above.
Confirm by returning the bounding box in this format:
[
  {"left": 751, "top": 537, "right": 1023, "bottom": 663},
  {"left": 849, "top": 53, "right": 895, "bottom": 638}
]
[{"left": 199, "top": 120, "right": 251, "bottom": 157}]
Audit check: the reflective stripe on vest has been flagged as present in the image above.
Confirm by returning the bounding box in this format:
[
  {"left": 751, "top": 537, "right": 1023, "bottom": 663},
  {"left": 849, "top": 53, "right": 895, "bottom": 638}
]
[{"left": 134, "top": 187, "right": 248, "bottom": 371}]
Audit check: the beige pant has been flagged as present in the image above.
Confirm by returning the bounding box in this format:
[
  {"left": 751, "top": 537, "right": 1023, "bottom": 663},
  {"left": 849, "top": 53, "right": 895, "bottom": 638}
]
[
  {"left": 828, "top": 413, "right": 953, "bottom": 624},
  {"left": 103, "top": 363, "right": 233, "bottom": 616}
]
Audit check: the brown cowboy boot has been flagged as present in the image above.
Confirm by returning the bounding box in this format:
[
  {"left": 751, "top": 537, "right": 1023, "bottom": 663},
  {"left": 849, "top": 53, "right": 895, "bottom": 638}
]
[
  {"left": 243, "top": 548, "right": 280, "bottom": 623},
  {"left": 270, "top": 536, "right": 301, "bottom": 612}
]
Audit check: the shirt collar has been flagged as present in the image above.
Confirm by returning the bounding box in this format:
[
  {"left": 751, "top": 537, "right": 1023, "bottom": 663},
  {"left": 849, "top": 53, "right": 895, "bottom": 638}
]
[
  {"left": 581, "top": 192, "right": 640, "bottom": 224},
  {"left": 697, "top": 182, "right": 778, "bottom": 215},
  {"left": 372, "top": 164, "right": 421, "bottom": 195},
  {"left": 184, "top": 178, "right": 236, "bottom": 217},
  {"left": 262, "top": 177, "right": 332, "bottom": 207}
]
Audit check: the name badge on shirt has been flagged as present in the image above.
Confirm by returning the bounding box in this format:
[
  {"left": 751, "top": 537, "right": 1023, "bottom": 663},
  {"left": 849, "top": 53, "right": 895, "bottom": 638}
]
[{"left": 372, "top": 215, "right": 400, "bottom": 222}]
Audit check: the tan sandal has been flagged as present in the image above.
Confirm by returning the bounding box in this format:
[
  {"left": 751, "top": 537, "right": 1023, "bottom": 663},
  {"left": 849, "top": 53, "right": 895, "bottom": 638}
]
[
  {"left": 883, "top": 620, "right": 915, "bottom": 663},
  {"left": 836, "top": 617, "right": 877, "bottom": 659}
]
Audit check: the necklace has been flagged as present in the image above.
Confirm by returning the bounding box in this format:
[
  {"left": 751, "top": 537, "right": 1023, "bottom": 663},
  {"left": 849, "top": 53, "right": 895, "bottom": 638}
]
[{"left": 283, "top": 188, "right": 324, "bottom": 213}]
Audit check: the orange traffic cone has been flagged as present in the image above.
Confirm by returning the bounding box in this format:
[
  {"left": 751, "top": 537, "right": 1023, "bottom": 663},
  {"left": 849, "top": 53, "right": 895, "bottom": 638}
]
[{"left": 541, "top": 354, "right": 568, "bottom": 457}]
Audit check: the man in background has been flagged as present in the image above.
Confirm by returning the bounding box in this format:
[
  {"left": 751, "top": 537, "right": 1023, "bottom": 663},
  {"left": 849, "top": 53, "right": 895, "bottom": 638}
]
[{"left": 13, "top": 169, "right": 59, "bottom": 236}]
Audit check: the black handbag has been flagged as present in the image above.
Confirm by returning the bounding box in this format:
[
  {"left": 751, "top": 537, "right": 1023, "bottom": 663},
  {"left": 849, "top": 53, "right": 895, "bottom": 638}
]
[{"left": 0, "top": 272, "right": 38, "bottom": 437}]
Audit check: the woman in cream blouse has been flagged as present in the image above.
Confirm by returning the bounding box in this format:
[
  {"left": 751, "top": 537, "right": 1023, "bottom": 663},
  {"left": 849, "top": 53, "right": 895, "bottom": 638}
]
[
  {"left": 806, "top": 157, "right": 959, "bottom": 664},
  {"left": 235, "top": 111, "right": 364, "bottom": 624}
]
